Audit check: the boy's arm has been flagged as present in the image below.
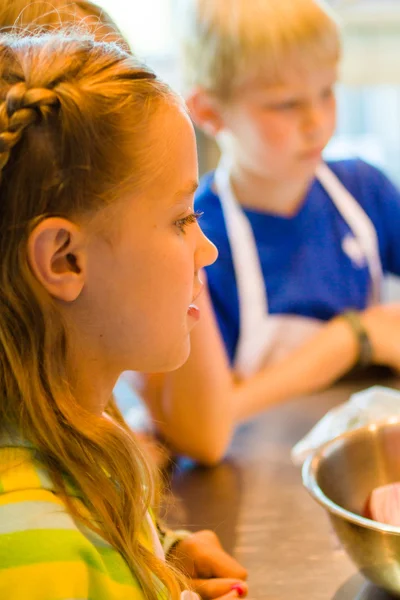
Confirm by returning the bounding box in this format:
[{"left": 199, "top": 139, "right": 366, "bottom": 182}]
[
  {"left": 367, "top": 162, "right": 400, "bottom": 276},
  {"left": 142, "top": 288, "right": 400, "bottom": 465}
]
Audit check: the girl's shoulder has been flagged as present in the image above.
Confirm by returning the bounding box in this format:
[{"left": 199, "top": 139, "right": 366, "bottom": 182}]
[{"left": 0, "top": 445, "right": 146, "bottom": 599}]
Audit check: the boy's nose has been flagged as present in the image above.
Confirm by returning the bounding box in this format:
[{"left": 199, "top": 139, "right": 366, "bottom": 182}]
[
  {"left": 196, "top": 229, "right": 218, "bottom": 270},
  {"left": 303, "top": 104, "right": 326, "bottom": 138}
]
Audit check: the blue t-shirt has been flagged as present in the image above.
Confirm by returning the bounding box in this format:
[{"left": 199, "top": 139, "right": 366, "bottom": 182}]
[{"left": 195, "top": 159, "right": 400, "bottom": 365}]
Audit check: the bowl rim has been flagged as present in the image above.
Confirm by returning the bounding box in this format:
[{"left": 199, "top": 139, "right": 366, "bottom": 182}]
[{"left": 302, "top": 416, "right": 400, "bottom": 535}]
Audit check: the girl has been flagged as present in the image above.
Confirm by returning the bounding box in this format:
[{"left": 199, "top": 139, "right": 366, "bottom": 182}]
[
  {"left": 0, "top": 0, "right": 170, "bottom": 468},
  {"left": 0, "top": 32, "right": 247, "bottom": 600}
]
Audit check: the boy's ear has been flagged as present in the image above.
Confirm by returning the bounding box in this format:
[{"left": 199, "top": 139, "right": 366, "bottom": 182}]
[
  {"left": 186, "top": 87, "right": 225, "bottom": 136},
  {"left": 27, "top": 217, "right": 87, "bottom": 302}
]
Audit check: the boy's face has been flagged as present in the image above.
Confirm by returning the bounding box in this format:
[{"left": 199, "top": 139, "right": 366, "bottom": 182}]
[{"left": 218, "top": 62, "right": 337, "bottom": 183}]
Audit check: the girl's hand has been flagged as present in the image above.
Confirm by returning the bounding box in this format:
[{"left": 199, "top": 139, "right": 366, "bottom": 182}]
[
  {"left": 169, "top": 530, "right": 248, "bottom": 599},
  {"left": 134, "top": 431, "right": 171, "bottom": 469}
]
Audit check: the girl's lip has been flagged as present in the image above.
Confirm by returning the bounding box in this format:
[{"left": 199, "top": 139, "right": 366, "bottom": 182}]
[{"left": 187, "top": 304, "right": 200, "bottom": 321}]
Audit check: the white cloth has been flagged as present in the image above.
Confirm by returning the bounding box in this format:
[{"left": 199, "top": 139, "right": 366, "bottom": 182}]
[{"left": 292, "top": 385, "right": 400, "bottom": 465}]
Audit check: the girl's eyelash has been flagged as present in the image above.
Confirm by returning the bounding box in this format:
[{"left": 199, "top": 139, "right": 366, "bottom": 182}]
[{"left": 175, "top": 210, "right": 203, "bottom": 233}]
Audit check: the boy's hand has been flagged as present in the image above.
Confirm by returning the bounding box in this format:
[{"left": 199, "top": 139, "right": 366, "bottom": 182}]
[{"left": 168, "top": 530, "right": 248, "bottom": 599}]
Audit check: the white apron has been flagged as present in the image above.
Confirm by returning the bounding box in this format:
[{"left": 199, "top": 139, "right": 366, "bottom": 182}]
[{"left": 214, "top": 161, "right": 383, "bottom": 378}]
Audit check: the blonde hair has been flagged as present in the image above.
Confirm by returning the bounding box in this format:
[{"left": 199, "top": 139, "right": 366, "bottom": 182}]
[
  {"left": 0, "top": 33, "right": 185, "bottom": 600},
  {"left": 181, "top": 0, "right": 341, "bottom": 100},
  {"left": 0, "top": 0, "right": 130, "bottom": 51}
]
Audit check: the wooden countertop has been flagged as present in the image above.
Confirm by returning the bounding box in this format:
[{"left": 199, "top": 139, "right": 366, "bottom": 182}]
[{"left": 164, "top": 373, "right": 400, "bottom": 600}]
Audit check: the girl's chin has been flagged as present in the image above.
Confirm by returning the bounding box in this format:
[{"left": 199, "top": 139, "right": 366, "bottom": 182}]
[{"left": 154, "top": 339, "right": 192, "bottom": 373}]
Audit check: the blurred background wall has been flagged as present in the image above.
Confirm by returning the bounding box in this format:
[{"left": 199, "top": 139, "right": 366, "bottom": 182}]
[{"left": 96, "top": 0, "right": 400, "bottom": 299}]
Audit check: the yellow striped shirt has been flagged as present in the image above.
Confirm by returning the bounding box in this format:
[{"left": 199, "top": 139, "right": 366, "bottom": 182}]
[{"left": 0, "top": 443, "right": 165, "bottom": 599}]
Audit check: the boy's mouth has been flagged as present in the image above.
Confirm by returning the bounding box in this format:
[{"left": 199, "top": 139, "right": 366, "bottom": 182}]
[{"left": 299, "top": 147, "right": 324, "bottom": 160}]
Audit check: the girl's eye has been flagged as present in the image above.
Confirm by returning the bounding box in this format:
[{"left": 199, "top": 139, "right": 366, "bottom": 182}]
[{"left": 175, "top": 210, "right": 204, "bottom": 234}]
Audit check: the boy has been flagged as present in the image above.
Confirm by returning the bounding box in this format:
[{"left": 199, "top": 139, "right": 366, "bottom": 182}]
[{"left": 142, "top": 0, "right": 400, "bottom": 464}]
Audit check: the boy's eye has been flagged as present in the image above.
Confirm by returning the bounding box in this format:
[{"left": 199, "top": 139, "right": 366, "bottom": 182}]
[
  {"left": 321, "top": 86, "right": 334, "bottom": 100},
  {"left": 175, "top": 210, "right": 203, "bottom": 233},
  {"left": 270, "top": 100, "right": 300, "bottom": 111}
]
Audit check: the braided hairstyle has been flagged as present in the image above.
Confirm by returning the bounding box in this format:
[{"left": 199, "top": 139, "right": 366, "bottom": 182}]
[
  {"left": 0, "top": 83, "right": 58, "bottom": 173},
  {"left": 0, "top": 33, "right": 184, "bottom": 600}
]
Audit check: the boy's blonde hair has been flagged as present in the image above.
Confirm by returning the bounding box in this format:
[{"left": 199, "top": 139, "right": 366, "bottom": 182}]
[{"left": 181, "top": 0, "right": 341, "bottom": 100}]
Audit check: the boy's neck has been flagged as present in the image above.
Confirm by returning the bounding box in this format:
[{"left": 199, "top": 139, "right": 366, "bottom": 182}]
[{"left": 226, "top": 164, "right": 314, "bottom": 217}]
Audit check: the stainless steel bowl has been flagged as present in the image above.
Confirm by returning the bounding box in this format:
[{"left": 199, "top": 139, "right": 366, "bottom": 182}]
[{"left": 303, "top": 420, "right": 400, "bottom": 596}]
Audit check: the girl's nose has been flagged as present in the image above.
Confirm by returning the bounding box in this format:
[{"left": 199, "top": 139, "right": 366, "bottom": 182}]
[{"left": 196, "top": 228, "right": 218, "bottom": 270}]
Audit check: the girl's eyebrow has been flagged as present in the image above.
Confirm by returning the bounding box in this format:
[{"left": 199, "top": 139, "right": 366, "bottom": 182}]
[{"left": 173, "top": 180, "right": 199, "bottom": 203}]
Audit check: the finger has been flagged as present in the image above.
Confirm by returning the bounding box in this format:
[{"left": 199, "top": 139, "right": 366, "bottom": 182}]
[
  {"left": 198, "top": 547, "right": 248, "bottom": 580},
  {"left": 216, "top": 591, "right": 245, "bottom": 600},
  {"left": 191, "top": 530, "right": 223, "bottom": 549},
  {"left": 191, "top": 578, "right": 248, "bottom": 599}
]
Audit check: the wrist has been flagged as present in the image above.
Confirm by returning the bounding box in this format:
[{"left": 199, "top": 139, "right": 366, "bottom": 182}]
[
  {"left": 163, "top": 529, "right": 192, "bottom": 558},
  {"left": 341, "top": 310, "right": 374, "bottom": 369},
  {"left": 307, "top": 316, "right": 359, "bottom": 388}
]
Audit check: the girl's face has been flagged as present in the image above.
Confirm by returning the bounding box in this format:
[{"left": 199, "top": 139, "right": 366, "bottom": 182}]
[
  {"left": 219, "top": 62, "right": 337, "bottom": 183},
  {"left": 79, "top": 105, "right": 218, "bottom": 375}
]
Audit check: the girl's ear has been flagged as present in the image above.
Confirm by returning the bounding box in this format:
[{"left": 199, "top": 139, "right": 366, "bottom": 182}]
[
  {"left": 27, "top": 217, "right": 87, "bottom": 302},
  {"left": 186, "top": 87, "right": 225, "bottom": 137}
]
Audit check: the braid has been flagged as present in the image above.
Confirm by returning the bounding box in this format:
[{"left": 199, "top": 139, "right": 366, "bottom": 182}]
[{"left": 0, "top": 81, "right": 58, "bottom": 174}]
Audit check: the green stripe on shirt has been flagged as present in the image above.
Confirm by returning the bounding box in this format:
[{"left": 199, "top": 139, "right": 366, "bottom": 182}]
[{"left": 0, "top": 528, "right": 138, "bottom": 587}]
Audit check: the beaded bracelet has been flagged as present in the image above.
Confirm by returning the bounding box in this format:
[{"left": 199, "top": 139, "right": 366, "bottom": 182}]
[{"left": 341, "top": 310, "right": 373, "bottom": 368}]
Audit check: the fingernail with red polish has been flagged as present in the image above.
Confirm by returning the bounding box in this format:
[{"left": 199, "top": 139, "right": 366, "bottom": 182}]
[{"left": 230, "top": 583, "right": 245, "bottom": 597}]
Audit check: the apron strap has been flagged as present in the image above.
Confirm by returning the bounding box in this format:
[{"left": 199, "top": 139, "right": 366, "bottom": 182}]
[
  {"left": 316, "top": 162, "right": 382, "bottom": 305},
  {"left": 214, "top": 162, "right": 269, "bottom": 341}
]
